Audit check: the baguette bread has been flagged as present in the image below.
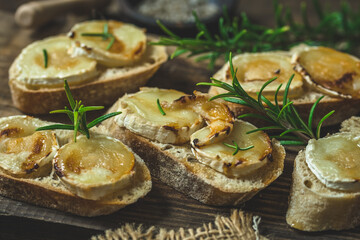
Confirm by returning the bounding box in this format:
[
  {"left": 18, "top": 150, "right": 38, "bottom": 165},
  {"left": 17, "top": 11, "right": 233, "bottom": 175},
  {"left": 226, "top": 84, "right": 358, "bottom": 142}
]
[
  {"left": 286, "top": 117, "right": 360, "bottom": 231},
  {"left": 9, "top": 42, "right": 167, "bottom": 114},
  {"left": 0, "top": 117, "right": 152, "bottom": 216},
  {"left": 209, "top": 50, "right": 360, "bottom": 127},
  {"left": 286, "top": 150, "right": 360, "bottom": 231},
  {"left": 101, "top": 98, "right": 286, "bottom": 206}
]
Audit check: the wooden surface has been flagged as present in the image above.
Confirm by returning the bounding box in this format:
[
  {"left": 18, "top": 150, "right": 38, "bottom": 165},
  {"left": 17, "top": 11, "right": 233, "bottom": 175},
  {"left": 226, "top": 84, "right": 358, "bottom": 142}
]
[{"left": 1, "top": 1, "right": 360, "bottom": 240}]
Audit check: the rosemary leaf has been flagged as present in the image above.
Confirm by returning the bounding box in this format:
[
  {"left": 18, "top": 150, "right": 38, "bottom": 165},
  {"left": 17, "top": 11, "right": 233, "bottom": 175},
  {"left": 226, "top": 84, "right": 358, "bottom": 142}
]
[
  {"left": 78, "top": 106, "right": 104, "bottom": 113},
  {"left": 50, "top": 109, "right": 73, "bottom": 115},
  {"left": 87, "top": 112, "right": 121, "bottom": 129},
  {"left": 316, "top": 110, "right": 335, "bottom": 139},
  {"left": 64, "top": 80, "right": 75, "bottom": 109},
  {"left": 81, "top": 113, "right": 90, "bottom": 139},
  {"left": 279, "top": 140, "right": 306, "bottom": 146},
  {"left": 106, "top": 35, "right": 115, "bottom": 50},
  {"left": 81, "top": 33, "right": 107, "bottom": 37},
  {"left": 42, "top": 49, "right": 48, "bottom": 68},
  {"left": 223, "top": 141, "right": 254, "bottom": 155},
  {"left": 36, "top": 124, "right": 74, "bottom": 131},
  {"left": 308, "top": 95, "right": 324, "bottom": 129},
  {"left": 157, "top": 99, "right": 166, "bottom": 116}
]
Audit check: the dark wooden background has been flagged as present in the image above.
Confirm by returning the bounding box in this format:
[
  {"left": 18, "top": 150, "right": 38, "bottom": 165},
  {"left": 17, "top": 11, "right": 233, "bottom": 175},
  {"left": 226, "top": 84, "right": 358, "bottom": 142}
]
[{"left": 0, "top": 1, "right": 360, "bottom": 239}]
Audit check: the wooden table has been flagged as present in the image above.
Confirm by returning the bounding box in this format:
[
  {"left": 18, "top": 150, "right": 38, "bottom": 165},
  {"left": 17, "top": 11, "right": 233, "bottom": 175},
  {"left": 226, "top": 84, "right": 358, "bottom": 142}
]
[{"left": 0, "top": 1, "right": 360, "bottom": 239}]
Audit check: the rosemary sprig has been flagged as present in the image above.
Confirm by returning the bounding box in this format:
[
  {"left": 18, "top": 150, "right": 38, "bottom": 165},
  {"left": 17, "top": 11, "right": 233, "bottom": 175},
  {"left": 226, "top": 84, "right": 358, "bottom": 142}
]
[
  {"left": 36, "top": 80, "right": 121, "bottom": 142},
  {"left": 198, "top": 53, "right": 334, "bottom": 146},
  {"left": 81, "top": 23, "right": 115, "bottom": 50},
  {"left": 157, "top": 98, "right": 166, "bottom": 115},
  {"left": 42, "top": 49, "right": 48, "bottom": 68},
  {"left": 223, "top": 141, "right": 254, "bottom": 155},
  {"left": 152, "top": 0, "right": 360, "bottom": 69}
]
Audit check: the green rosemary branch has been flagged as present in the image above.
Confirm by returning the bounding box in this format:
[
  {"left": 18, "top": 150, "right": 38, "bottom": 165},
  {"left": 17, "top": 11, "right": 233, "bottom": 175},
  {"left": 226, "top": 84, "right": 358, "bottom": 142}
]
[
  {"left": 223, "top": 141, "right": 254, "bottom": 155},
  {"left": 36, "top": 80, "right": 121, "bottom": 142},
  {"left": 81, "top": 23, "right": 115, "bottom": 50},
  {"left": 198, "top": 53, "right": 334, "bottom": 146},
  {"left": 152, "top": 0, "right": 360, "bottom": 69}
]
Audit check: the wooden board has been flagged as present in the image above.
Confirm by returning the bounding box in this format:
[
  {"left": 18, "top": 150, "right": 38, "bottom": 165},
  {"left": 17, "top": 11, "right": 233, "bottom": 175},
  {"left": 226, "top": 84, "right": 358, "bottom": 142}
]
[{"left": 0, "top": 3, "right": 360, "bottom": 240}]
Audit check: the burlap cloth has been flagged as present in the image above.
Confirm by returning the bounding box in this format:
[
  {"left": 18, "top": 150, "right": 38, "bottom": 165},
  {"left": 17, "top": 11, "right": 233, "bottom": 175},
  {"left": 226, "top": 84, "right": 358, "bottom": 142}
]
[{"left": 91, "top": 210, "right": 267, "bottom": 240}]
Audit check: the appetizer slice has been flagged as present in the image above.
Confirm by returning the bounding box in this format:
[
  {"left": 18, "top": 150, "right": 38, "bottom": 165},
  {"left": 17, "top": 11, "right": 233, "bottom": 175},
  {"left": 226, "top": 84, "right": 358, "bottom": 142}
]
[
  {"left": 11, "top": 36, "right": 98, "bottom": 88},
  {"left": 292, "top": 45, "right": 360, "bottom": 98},
  {"left": 104, "top": 87, "right": 285, "bottom": 206},
  {"left": 210, "top": 52, "right": 304, "bottom": 100},
  {"left": 54, "top": 134, "right": 136, "bottom": 200},
  {"left": 0, "top": 115, "right": 58, "bottom": 178},
  {"left": 286, "top": 131, "right": 360, "bottom": 231},
  {"left": 69, "top": 20, "right": 147, "bottom": 67}
]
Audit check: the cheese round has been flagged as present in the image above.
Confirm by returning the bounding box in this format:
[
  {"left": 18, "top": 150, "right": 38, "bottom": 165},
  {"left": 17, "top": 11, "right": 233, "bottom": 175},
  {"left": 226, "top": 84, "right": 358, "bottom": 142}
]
[
  {"left": 305, "top": 133, "right": 360, "bottom": 191},
  {"left": 54, "top": 134, "right": 136, "bottom": 200},
  {"left": 115, "top": 87, "right": 204, "bottom": 144},
  {"left": 12, "top": 36, "right": 98, "bottom": 88}
]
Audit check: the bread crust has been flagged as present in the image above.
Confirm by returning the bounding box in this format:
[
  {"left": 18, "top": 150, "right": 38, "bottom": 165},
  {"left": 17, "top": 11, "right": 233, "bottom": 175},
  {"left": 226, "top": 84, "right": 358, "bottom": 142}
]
[
  {"left": 286, "top": 150, "right": 360, "bottom": 231},
  {"left": 9, "top": 43, "right": 167, "bottom": 114},
  {"left": 103, "top": 101, "right": 285, "bottom": 206}
]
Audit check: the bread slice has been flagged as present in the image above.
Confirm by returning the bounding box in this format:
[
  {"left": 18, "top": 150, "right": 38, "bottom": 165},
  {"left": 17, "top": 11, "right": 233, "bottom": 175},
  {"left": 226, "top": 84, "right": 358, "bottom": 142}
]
[
  {"left": 286, "top": 149, "right": 360, "bottom": 231},
  {"left": 0, "top": 154, "right": 151, "bottom": 216},
  {"left": 286, "top": 116, "right": 360, "bottom": 231},
  {"left": 101, "top": 100, "right": 286, "bottom": 206},
  {"left": 0, "top": 124, "right": 152, "bottom": 217},
  {"left": 209, "top": 56, "right": 360, "bottom": 127},
  {"left": 9, "top": 42, "right": 167, "bottom": 114}
]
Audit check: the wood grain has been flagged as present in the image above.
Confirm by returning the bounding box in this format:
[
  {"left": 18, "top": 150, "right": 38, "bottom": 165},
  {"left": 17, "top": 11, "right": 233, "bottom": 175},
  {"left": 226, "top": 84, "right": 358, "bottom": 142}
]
[{"left": 0, "top": 1, "right": 360, "bottom": 240}]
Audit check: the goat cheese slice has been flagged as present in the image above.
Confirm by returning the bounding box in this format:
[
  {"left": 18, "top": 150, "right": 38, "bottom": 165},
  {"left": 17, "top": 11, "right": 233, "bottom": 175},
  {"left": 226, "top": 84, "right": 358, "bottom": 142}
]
[
  {"left": 292, "top": 45, "right": 360, "bottom": 98},
  {"left": 69, "top": 20, "right": 147, "bottom": 67},
  {"left": 305, "top": 133, "right": 360, "bottom": 191},
  {"left": 214, "top": 52, "right": 304, "bottom": 100},
  {"left": 0, "top": 115, "right": 58, "bottom": 178},
  {"left": 54, "top": 134, "right": 135, "bottom": 200},
  {"left": 115, "top": 87, "right": 204, "bottom": 144},
  {"left": 13, "top": 36, "right": 98, "bottom": 88},
  {"left": 191, "top": 120, "right": 272, "bottom": 178}
]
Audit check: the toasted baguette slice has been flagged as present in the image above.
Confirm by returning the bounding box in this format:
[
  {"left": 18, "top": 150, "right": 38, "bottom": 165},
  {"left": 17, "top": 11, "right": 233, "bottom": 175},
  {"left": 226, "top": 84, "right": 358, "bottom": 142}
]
[
  {"left": 209, "top": 55, "right": 360, "bottom": 127},
  {"left": 286, "top": 149, "right": 360, "bottom": 231},
  {"left": 9, "top": 42, "right": 167, "bottom": 114},
  {"left": 286, "top": 117, "right": 360, "bottom": 231},
  {"left": 100, "top": 100, "right": 285, "bottom": 206},
  {"left": 0, "top": 153, "right": 151, "bottom": 216},
  {"left": 0, "top": 120, "right": 152, "bottom": 217}
]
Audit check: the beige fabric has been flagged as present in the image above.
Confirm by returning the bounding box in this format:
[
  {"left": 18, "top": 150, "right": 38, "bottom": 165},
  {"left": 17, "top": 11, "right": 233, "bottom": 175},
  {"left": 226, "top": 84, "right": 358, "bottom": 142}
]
[{"left": 91, "top": 210, "right": 267, "bottom": 240}]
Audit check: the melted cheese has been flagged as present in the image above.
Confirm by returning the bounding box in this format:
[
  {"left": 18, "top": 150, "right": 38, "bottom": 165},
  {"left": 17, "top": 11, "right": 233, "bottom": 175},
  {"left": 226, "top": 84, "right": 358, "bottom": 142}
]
[
  {"left": 223, "top": 52, "right": 303, "bottom": 99},
  {"left": 305, "top": 133, "right": 360, "bottom": 191},
  {"left": 115, "top": 88, "right": 204, "bottom": 144},
  {"left": 191, "top": 120, "right": 272, "bottom": 178},
  {"left": 294, "top": 46, "right": 360, "bottom": 98},
  {"left": 13, "top": 36, "right": 98, "bottom": 88},
  {"left": 69, "top": 20, "right": 146, "bottom": 67},
  {"left": 54, "top": 134, "right": 135, "bottom": 200},
  {"left": 0, "top": 116, "right": 58, "bottom": 177}
]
